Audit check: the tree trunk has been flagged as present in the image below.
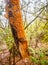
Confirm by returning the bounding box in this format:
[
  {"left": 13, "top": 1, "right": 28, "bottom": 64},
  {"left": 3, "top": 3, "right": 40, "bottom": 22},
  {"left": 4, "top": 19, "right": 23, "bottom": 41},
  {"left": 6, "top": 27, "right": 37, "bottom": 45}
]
[{"left": 5, "top": 0, "right": 29, "bottom": 58}]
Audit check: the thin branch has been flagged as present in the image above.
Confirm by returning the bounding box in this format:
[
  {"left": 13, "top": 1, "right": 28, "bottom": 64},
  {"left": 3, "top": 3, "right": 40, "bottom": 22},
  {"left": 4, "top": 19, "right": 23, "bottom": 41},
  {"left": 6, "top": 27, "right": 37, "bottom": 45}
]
[
  {"left": 23, "top": 3, "right": 48, "bottom": 15},
  {"left": 0, "top": 27, "right": 5, "bottom": 30},
  {"left": 25, "top": 9, "right": 44, "bottom": 29},
  {"left": 43, "top": 21, "right": 48, "bottom": 29},
  {"left": 24, "top": 3, "right": 48, "bottom": 29},
  {"left": 39, "top": 16, "right": 48, "bottom": 20},
  {"left": 21, "top": 1, "right": 30, "bottom": 9},
  {"left": 34, "top": 3, "right": 48, "bottom": 13}
]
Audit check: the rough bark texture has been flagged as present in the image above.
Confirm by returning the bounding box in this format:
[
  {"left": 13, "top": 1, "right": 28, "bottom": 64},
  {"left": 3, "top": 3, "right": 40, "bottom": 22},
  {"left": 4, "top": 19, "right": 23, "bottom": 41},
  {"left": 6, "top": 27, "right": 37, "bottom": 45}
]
[{"left": 5, "top": 0, "right": 28, "bottom": 58}]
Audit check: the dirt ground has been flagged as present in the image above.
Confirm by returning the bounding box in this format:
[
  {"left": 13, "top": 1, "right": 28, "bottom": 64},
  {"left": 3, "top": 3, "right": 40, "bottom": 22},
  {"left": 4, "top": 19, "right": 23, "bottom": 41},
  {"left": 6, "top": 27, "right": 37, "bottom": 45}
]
[{"left": 0, "top": 43, "right": 48, "bottom": 65}]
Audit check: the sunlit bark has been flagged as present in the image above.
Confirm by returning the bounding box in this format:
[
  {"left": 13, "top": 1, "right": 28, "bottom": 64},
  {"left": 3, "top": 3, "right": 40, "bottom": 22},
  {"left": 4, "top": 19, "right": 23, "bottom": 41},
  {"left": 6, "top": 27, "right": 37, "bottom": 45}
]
[{"left": 5, "top": 0, "right": 28, "bottom": 58}]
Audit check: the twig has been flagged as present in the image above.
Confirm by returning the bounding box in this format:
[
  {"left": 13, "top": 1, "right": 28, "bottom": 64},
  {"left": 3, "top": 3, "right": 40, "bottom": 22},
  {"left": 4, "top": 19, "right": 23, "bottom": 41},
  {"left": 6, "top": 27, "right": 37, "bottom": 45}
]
[
  {"left": 23, "top": 3, "right": 48, "bottom": 15},
  {"left": 39, "top": 16, "right": 48, "bottom": 20},
  {"left": 25, "top": 9, "right": 44, "bottom": 29}
]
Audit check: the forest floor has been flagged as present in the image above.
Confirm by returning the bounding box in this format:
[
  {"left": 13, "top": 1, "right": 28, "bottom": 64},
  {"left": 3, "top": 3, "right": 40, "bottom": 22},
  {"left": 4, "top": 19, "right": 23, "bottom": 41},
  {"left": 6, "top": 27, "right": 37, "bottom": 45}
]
[{"left": 0, "top": 42, "right": 48, "bottom": 65}]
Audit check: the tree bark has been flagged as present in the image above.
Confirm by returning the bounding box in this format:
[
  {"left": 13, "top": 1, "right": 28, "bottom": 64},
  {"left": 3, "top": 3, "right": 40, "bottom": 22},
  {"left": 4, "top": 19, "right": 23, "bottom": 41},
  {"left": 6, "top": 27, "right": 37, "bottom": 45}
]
[{"left": 5, "top": 0, "right": 29, "bottom": 58}]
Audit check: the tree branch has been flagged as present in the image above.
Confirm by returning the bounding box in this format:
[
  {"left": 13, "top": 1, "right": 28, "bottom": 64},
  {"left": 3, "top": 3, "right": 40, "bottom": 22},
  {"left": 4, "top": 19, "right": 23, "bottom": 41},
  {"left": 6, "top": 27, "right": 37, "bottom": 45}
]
[
  {"left": 39, "top": 16, "right": 48, "bottom": 20},
  {"left": 25, "top": 9, "right": 44, "bottom": 29},
  {"left": 23, "top": 3, "right": 48, "bottom": 15},
  {"left": 24, "top": 3, "right": 48, "bottom": 29}
]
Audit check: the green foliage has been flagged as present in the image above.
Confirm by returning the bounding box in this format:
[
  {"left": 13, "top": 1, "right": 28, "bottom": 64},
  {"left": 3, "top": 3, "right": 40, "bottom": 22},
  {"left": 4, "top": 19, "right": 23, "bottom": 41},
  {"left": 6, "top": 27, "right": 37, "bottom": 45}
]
[
  {"left": 40, "top": 59, "right": 48, "bottom": 65},
  {"left": 25, "top": 19, "right": 48, "bottom": 43},
  {"left": 30, "top": 56, "right": 39, "bottom": 64},
  {"left": 28, "top": 47, "right": 35, "bottom": 55},
  {"left": 29, "top": 47, "right": 48, "bottom": 65},
  {"left": 0, "top": 27, "right": 14, "bottom": 50}
]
